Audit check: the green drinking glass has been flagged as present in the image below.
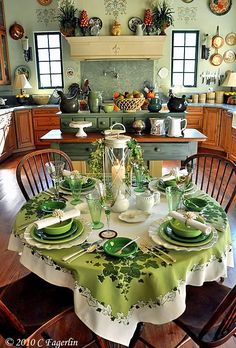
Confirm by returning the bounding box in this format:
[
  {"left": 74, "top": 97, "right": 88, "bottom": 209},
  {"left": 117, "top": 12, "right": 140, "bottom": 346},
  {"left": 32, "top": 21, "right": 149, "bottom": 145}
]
[
  {"left": 134, "top": 165, "right": 145, "bottom": 193},
  {"left": 68, "top": 174, "right": 83, "bottom": 205},
  {"left": 86, "top": 192, "right": 104, "bottom": 230},
  {"left": 165, "top": 186, "right": 183, "bottom": 212}
]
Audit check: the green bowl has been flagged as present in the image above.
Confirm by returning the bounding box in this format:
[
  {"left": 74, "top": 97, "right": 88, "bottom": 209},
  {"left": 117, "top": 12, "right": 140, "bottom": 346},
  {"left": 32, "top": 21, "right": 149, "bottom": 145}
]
[
  {"left": 164, "top": 179, "right": 177, "bottom": 187},
  {"left": 169, "top": 216, "right": 204, "bottom": 238},
  {"left": 103, "top": 237, "right": 138, "bottom": 258},
  {"left": 183, "top": 197, "right": 208, "bottom": 212},
  {"left": 40, "top": 200, "right": 66, "bottom": 213},
  {"left": 43, "top": 218, "right": 73, "bottom": 235}
]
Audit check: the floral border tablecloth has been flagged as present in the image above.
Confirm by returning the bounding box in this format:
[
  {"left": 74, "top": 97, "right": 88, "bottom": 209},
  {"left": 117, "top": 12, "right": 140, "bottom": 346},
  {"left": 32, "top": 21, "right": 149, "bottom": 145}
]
[{"left": 8, "top": 192, "right": 234, "bottom": 346}]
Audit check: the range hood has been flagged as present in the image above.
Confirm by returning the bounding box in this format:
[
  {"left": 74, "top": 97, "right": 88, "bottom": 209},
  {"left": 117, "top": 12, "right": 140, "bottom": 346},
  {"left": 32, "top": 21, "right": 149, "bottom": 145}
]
[{"left": 65, "top": 36, "right": 166, "bottom": 60}]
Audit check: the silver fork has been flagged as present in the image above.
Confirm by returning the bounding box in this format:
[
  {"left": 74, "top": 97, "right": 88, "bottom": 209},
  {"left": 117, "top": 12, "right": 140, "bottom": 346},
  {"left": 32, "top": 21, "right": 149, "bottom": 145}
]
[{"left": 140, "top": 244, "right": 171, "bottom": 265}]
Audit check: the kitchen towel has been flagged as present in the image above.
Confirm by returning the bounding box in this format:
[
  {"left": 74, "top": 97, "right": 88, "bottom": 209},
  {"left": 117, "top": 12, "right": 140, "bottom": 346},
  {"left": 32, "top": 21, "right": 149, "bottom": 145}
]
[
  {"left": 34, "top": 207, "right": 80, "bottom": 230},
  {"left": 169, "top": 211, "right": 212, "bottom": 235}
]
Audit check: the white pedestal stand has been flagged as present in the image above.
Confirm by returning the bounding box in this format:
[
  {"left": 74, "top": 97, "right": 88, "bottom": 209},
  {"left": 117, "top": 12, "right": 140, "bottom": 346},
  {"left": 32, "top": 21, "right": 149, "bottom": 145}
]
[{"left": 69, "top": 121, "right": 92, "bottom": 137}]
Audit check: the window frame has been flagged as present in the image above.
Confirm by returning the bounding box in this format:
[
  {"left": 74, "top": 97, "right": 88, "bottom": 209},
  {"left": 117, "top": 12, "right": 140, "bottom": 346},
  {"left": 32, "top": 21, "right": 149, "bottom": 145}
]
[
  {"left": 171, "top": 30, "right": 199, "bottom": 88},
  {"left": 34, "top": 31, "right": 64, "bottom": 90}
]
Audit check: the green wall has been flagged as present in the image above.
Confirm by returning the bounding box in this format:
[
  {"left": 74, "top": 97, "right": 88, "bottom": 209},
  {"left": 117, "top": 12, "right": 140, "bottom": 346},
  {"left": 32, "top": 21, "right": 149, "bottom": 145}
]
[{"left": 1, "top": 0, "right": 236, "bottom": 98}]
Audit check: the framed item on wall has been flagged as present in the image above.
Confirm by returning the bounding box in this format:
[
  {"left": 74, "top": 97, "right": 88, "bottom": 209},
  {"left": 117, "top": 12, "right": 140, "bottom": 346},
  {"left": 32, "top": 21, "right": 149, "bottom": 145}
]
[
  {"left": 209, "top": 0, "right": 232, "bottom": 16},
  {"left": 37, "top": 0, "right": 52, "bottom": 6}
]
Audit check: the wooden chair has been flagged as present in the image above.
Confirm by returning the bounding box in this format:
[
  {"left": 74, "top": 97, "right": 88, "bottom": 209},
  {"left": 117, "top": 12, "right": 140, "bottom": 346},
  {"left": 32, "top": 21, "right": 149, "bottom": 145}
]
[
  {"left": 183, "top": 153, "right": 236, "bottom": 213},
  {"left": 0, "top": 273, "right": 108, "bottom": 348},
  {"left": 16, "top": 149, "right": 73, "bottom": 201},
  {"left": 129, "top": 282, "right": 236, "bottom": 348}
]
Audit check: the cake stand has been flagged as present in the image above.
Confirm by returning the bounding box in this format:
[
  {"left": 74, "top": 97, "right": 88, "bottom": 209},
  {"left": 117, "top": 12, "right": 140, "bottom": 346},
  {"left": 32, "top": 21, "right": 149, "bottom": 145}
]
[{"left": 69, "top": 121, "right": 92, "bottom": 137}]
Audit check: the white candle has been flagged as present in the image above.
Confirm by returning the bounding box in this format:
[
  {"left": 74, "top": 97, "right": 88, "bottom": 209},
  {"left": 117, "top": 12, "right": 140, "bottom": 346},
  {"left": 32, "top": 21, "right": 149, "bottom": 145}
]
[{"left": 111, "top": 160, "right": 125, "bottom": 195}]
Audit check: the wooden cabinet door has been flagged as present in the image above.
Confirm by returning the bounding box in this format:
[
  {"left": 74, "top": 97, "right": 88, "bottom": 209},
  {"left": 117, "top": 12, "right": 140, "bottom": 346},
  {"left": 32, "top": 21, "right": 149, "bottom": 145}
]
[
  {"left": 219, "top": 110, "right": 232, "bottom": 154},
  {"left": 14, "top": 110, "right": 34, "bottom": 149},
  {"left": 229, "top": 128, "right": 236, "bottom": 162},
  {"left": 201, "top": 107, "right": 223, "bottom": 150},
  {"left": 186, "top": 106, "right": 203, "bottom": 131}
]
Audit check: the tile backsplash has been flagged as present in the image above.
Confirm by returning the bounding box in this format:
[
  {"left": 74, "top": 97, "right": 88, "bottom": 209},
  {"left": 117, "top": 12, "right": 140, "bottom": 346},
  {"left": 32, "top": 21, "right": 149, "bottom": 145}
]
[{"left": 81, "top": 60, "right": 154, "bottom": 100}]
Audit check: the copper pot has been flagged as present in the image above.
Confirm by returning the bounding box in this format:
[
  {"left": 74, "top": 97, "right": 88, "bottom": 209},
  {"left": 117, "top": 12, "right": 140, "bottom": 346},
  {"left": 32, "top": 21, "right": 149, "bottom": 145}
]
[{"left": 9, "top": 22, "right": 24, "bottom": 40}]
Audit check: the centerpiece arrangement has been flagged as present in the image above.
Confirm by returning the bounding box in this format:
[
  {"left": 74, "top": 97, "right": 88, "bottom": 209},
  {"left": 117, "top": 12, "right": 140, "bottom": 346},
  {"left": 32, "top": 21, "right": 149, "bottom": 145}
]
[
  {"left": 151, "top": 0, "right": 174, "bottom": 35},
  {"left": 57, "top": 0, "right": 77, "bottom": 37}
]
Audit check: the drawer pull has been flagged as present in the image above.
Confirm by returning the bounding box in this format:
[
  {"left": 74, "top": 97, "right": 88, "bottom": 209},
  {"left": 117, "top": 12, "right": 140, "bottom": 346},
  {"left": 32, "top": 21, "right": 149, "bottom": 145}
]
[
  {"left": 100, "top": 121, "right": 105, "bottom": 125},
  {"left": 85, "top": 147, "right": 92, "bottom": 152},
  {"left": 154, "top": 147, "right": 161, "bottom": 152}
]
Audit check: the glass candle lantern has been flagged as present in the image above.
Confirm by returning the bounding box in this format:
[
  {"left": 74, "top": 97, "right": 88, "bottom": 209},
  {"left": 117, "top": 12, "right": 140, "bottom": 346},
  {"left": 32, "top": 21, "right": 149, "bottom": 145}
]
[{"left": 104, "top": 133, "right": 131, "bottom": 197}]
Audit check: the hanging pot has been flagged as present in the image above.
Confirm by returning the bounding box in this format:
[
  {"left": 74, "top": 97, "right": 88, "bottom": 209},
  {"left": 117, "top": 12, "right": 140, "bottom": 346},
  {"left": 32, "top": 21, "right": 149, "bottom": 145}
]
[
  {"left": 9, "top": 22, "right": 24, "bottom": 40},
  {"left": 212, "top": 26, "right": 224, "bottom": 49},
  {"left": 210, "top": 53, "right": 223, "bottom": 66}
]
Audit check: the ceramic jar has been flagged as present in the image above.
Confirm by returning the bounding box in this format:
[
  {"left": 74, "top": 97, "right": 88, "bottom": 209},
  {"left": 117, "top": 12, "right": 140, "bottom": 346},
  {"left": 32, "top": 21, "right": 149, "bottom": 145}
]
[
  {"left": 88, "top": 91, "right": 103, "bottom": 113},
  {"left": 148, "top": 98, "right": 162, "bottom": 112},
  {"left": 167, "top": 95, "right": 187, "bottom": 112},
  {"left": 149, "top": 118, "right": 167, "bottom": 136},
  {"left": 57, "top": 91, "right": 79, "bottom": 113}
]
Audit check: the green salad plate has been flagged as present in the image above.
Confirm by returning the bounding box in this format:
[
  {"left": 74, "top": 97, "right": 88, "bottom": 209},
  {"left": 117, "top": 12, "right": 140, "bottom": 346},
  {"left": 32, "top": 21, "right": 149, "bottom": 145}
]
[
  {"left": 183, "top": 197, "right": 208, "bottom": 212},
  {"left": 40, "top": 200, "right": 66, "bottom": 213},
  {"left": 30, "top": 220, "right": 84, "bottom": 244},
  {"left": 156, "top": 179, "right": 194, "bottom": 193},
  {"left": 60, "top": 178, "right": 96, "bottom": 192},
  {"left": 103, "top": 237, "right": 138, "bottom": 258}
]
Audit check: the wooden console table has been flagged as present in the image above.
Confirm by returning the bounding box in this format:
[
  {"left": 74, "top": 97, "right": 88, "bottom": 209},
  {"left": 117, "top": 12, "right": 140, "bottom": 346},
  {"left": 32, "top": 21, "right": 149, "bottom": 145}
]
[{"left": 41, "top": 129, "right": 206, "bottom": 162}]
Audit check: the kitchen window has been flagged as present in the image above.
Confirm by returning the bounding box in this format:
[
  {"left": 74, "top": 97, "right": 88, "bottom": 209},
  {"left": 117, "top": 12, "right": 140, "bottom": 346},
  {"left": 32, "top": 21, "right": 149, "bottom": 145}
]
[
  {"left": 34, "top": 32, "right": 64, "bottom": 89},
  {"left": 171, "top": 30, "right": 199, "bottom": 88}
]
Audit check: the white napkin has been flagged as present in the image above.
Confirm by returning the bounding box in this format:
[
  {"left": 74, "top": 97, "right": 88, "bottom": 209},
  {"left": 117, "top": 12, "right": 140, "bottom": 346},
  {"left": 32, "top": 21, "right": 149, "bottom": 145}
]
[
  {"left": 34, "top": 208, "right": 80, "bottom": 230},
  {"left": 63, "top": 169, "right": 71, "bottom": 177},
  {"left": 169, "top": 211, "right": 212, "bottom": 235}
]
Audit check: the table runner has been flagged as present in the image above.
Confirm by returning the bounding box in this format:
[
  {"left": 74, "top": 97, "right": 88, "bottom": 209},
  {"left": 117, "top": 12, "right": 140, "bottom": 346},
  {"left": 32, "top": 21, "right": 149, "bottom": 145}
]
[{"left": 9, "top": 191, "right": 234, "bottom": 346}]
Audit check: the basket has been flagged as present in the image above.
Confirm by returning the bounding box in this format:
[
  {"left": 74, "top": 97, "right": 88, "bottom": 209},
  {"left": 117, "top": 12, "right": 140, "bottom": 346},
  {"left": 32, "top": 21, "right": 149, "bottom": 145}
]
[
  {"left": 32, "top": 94, "right": 50, "bottom": 105},
  {"left": 114, "top": 97, "right": 145, "bottom": 113}
]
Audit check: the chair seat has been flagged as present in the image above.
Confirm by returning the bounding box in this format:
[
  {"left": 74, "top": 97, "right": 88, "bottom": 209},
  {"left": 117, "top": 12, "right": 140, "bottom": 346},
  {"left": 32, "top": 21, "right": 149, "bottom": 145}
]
[
  {"left": 174, "top": 282, "right": 231, "bottom": 342},
  {"left": 0, "top": 273, "right": 73, "bottom": 334}
]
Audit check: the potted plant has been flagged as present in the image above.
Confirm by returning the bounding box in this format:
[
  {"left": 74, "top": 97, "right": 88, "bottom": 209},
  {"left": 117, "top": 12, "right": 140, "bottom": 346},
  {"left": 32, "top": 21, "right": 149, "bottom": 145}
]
[
  {"left": 152, "top": 0, "right": 174, "bottom": 35},
  {"left": 57, "top": 0, "right": 77, "bottom": 37}
]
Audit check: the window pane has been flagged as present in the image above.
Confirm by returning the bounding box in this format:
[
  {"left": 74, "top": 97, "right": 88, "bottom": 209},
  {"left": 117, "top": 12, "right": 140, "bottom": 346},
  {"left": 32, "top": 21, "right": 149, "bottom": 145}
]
[
  {"left": 174, "top": 33, "right": 185, "bottom": 46},
  {"left": 185, "top": 47, "right": 196, "bottom": 59},
  {"left": 40, "top": 75, "right": 51, "bottom": 87},
  {"left": 49, "top": 35, "right": 60, "bottom": 48},
  {"left": 37, "top": 35, "right": 48, "bottom": 48},
  {"left": 184, "top": 73, "right": 195, "bottom": 86},
  {"left": 50, "top": 62, "right": 61, "bottom": 74},
  {"left": 173, "top": 73, "right": 183, "bottom": 86},
  {"left": 39, "top": 62, "right": 50, "bottom": 74},
  {"left": 173, "top": 60, "right": 184, "bottom": 72},
  {"left": 38, "top": 49, "right": 49, "bottom": 61},
  {"left": 173, "top": 47, "right": 184, "bottom": 59},
  {"left": 184, "top": 60, "right": 195, "bottom": 72},
  {"left": 49, "top": 48, "right": 61, "bottom": 60},
  {"left": 185, "top": 33, "right": 197, "bottom": 46},
  {"left": 51, "top": 74, "right": 62, "bottom": 87}
]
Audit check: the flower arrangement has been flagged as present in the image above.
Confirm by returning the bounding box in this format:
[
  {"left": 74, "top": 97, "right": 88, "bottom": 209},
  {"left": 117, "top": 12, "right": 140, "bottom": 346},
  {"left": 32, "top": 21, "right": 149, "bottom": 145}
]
[
  {"left": 151, "top": 0, "right": 174, "bottom": 35},
  {"left": 57, "top": 0, "right": 77, "bottom": 36}
]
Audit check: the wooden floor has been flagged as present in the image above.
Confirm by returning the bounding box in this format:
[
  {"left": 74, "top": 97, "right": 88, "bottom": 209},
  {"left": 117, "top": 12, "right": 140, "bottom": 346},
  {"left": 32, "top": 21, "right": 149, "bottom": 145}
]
[{"left": 0, "top": 154, "right": 235, "bottom": 348}]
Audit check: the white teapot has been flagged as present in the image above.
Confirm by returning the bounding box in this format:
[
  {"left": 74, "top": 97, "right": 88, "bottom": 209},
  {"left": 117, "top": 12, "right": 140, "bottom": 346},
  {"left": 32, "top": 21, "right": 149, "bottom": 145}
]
[
  {"left": 136, "top": 191, "right": 160, "bottom": 212},
  {"left": 166, "top": 116, "right": 187, "bottom": 137}
]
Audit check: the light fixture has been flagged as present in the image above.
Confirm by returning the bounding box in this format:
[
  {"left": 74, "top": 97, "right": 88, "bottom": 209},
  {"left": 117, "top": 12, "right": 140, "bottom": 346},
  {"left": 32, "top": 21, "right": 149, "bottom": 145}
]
[
  {"left": 221, "top": 71, "right": 236, "bottom": 91},
  {"left": 14, "top": 73, "right": 32, "bottom": 95},
  {"left": 21, "top": 36, "right": 32, "bottom": 62}
]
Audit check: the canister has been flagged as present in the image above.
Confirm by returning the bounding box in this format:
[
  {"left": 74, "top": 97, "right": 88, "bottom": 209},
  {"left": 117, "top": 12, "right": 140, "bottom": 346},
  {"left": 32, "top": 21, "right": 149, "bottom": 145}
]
[
  {"left": 199, "top": 93, "right": 206, "bottom": 103},
  {"left": 192, "top": 94, "right": 199, "bottom": 103},
  {"left": 206, "top": 92, "right": 215, "bottom": 104},
  {"left": 215, "top": 91, "right": 224, "bottom": 104}
]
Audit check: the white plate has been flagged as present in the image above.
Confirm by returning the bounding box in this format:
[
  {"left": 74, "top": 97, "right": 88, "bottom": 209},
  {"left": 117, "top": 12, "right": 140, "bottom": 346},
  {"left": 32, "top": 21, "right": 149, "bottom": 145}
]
[
  {"left": 119, "top": 210, "right": 150, "bottom": 223},
  {"left": 23, "top": 219, "right": 90, "bottom": 250},
  {"left": 158, "top": 67, "right": 169, "bottom": 79},
  {"left": 148, "top": 216, "right": 218, "bottom": 252}
]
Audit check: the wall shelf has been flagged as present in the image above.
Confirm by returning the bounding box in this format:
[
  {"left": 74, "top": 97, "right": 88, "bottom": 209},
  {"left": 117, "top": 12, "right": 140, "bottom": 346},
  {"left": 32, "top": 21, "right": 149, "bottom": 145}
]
[{"left": 65, "top": 35, "right": 166, "bottom": 60}]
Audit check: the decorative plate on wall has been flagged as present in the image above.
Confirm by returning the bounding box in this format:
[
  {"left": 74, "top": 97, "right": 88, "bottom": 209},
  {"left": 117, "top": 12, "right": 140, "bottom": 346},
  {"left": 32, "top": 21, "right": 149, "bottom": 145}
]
[
  {"left": 209, "top": 0, "right": 232, "bottom": 16},
  {"left": 128, "top": 17, "right": 143, "bottom": 32},
  {"left": 37, "top": 0, "right": 53, "bottom": 5},
  {"left": 223, "top": 50, "right": 236, "bottom": 63},
  {"left": 15, "top": 65, "right": 31, "bottom": 80},
  {"left": 225, "top": 32, "right": 236, "bottom": 46},
  {"left": 181, "top": 0, "right": 194, "bottom": 3}
]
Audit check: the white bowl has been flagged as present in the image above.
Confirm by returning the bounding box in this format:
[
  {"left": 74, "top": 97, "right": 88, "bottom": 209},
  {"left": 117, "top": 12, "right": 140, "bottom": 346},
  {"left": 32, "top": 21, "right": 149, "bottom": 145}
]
[{"left": 32, "top": 94, "right": 50, "bottom": 105}]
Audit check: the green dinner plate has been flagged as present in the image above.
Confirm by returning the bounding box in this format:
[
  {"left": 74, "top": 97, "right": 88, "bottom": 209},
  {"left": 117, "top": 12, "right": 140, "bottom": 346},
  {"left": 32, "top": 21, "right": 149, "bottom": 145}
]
[
  {"left": 60, "top": 178, "right": 96, "bottom": 192},
  {"left": 156, "top": 180, "right": 194, "bottom": 192},
  {"left": 40, "top": 200, "right": 66, "bottom": 213},
  {"left": 159, "top": 221, "right": 213, "bottom": 247},
  {"left": 103, "top": 237, "right": 138, "bottom": 258},
  {"left": 30, "top": 220, "right": 84, "bottom": 244},
  {"left": 165, "top": 223, "right": 210, "bottom": 243},
  {"left": 183, "top": 197, "right": 208, "bottom": 212}
]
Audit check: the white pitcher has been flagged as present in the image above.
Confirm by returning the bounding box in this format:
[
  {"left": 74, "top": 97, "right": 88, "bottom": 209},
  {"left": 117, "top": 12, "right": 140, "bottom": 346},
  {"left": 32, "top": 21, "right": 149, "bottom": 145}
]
[
  {"left": 167, "top": 116, "right": 187, "bottom": 137},
  {"left": 136, "top": 24, "right": 145, "bottom": 36},
  {"left": 136, "top": 191, "right": 160, "bottom": 212}
]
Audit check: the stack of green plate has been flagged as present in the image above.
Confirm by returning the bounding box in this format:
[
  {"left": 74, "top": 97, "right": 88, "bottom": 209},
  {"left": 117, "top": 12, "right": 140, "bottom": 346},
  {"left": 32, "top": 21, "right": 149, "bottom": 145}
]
[
  {"left": 60, "top": 177, "right": 96, "bottom": 192},
  {"left": 156, "top": 179, "right": 194, "bottom": 192}
]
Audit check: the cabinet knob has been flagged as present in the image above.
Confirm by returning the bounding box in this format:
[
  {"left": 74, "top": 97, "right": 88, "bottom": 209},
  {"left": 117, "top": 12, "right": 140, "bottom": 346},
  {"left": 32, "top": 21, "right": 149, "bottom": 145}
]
[
  {"left": 85, "top": 147, "right": 92, "bottom": 152},
  {"left": 100, "top": 121, "right": 105, "bottom": 125},
  {"left": 154, "top": 147, "right": 161, "bottom": 152}
]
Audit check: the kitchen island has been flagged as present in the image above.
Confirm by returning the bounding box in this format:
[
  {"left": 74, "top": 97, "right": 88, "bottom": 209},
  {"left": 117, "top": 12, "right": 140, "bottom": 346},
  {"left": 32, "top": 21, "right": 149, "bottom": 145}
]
[{"left": 41, "top": 129, "right": 206, "bottom": 175}]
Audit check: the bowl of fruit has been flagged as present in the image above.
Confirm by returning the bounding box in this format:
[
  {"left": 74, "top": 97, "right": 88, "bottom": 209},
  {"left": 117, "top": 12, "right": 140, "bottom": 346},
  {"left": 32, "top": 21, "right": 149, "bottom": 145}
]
[{"left": 113, "top": 91, "right": 145, "bottom": 113}]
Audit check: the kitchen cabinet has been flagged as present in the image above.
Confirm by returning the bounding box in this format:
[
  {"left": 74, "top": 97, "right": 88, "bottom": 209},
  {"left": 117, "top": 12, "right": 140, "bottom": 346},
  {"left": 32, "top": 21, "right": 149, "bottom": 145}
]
[
  {"left": 0, "top": 1, "right": 10, "bottom": 85},
  {"left": 186, "top": 106, "right": 203, "bottom": 131},
  {"left": 14, "top": 109, "right": 34, "bottom": 150},
  {"left": 32, "top": 107, "right": 60, "bottom": 146},
  {"left": 219, "top": 109, "right": 232, "bottom": 154},
  {"left": 201, "top": 107, "right": 223, "bottom": 150},
  {"left": 229, "top": 127, "right": 236, "bottom": 162},
  {"left": 0, "top": 111, "right": 16, "bottom": 162}
]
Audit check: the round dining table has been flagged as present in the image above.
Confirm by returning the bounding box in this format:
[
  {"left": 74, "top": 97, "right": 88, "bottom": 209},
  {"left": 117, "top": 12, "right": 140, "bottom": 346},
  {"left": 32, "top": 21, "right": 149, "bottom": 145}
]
[{"left": 8, "top": 189, "right": 234, "bottom": 347}]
